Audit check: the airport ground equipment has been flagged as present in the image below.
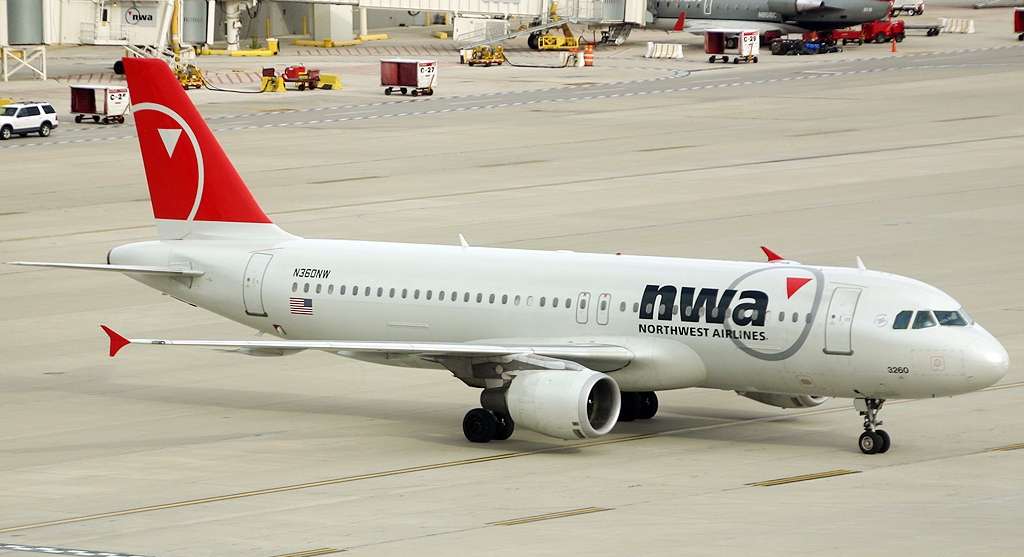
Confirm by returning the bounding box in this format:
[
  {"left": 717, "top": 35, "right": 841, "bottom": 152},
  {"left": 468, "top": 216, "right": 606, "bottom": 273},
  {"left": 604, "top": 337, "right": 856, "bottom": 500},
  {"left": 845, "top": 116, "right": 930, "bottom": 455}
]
[
  {"left": 175, "top": 64, "right": 204, "bottom": 89},
  {"left": 70, "top": 85, "right": 129, "bottom": 124},
  {"left": 262, "top": 65, "right": 321, "bottom": 91},
  {"left": 810, "top": 28, "right": 864, "bottom": 45},
  {"left": 891, "top": 2, "right": 925, "bottom": 16},
  {"left": 862, "top": 19, "right": 906, "bottom": 43},
  {"left": 1016, "top": 8, "right": 1024, "bottom": 40},
  {"left": 770, "top": 38, "right": 842, "bottom": 55},
  {"left": 380, "top": 59, "right": 437, "bottom": 96},
  {"left": 465, "top": 46, "right": 505, "bottom": 66},
  {"left": 704, "top": 29, "right": 759, "bottom": 63}
]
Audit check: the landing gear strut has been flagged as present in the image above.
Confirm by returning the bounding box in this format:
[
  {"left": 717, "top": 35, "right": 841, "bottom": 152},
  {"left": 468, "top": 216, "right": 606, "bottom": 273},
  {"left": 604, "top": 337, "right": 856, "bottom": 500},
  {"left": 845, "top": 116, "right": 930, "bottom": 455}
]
[
  {"left": 618, "top": 391, "right": 659, "bottom": 422},
  {"left": 855, "top": 398, "right": 890, "bottom": 454},
  {"left": 463, "top": 388, "right": 515, "bottom": 443}
]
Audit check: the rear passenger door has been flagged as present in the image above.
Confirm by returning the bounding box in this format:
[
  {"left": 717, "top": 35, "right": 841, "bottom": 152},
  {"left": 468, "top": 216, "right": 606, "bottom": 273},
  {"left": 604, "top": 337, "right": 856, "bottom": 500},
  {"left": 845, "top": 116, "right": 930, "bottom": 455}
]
[{"left": 16, "top": 106, "right": 41, "bottom": 132}]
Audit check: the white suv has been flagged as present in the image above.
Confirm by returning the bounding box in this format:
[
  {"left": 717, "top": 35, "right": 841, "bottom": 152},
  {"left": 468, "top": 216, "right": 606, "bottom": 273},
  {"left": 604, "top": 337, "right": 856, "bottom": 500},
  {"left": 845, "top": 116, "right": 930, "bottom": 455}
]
[{"left": 0, "top": 102, "right": 59, "bottom": 140}]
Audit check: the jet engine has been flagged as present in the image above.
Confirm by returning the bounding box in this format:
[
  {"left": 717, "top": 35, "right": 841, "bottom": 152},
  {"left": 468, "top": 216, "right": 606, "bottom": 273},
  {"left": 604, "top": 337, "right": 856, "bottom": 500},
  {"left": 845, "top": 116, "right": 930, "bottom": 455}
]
[
  {"left": 506, "top": 370, "right": 621, "bottom": 440},
  {"left": 767, "top": 0, "right": 826, "bottom": 14},
  {"left": 739, "top": 391, "right": 828, "bottom": 409}
]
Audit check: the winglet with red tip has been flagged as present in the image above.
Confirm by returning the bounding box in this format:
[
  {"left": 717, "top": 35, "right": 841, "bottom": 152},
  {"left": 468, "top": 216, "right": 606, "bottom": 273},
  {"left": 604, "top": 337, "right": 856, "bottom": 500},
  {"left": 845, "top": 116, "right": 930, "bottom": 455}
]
[
  {"left": 101, "top": 325, "right": 131, "bottom": 357},
  {"left": 761, "top": 246, "right": 785, "bottom": 262}
]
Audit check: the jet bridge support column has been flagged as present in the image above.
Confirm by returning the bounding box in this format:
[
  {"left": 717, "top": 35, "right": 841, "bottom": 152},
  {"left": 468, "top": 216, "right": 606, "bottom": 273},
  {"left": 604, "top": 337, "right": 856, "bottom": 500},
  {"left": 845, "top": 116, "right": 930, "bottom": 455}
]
[{"left": 224, "top": 0, "right": 245, "bottom": 51}]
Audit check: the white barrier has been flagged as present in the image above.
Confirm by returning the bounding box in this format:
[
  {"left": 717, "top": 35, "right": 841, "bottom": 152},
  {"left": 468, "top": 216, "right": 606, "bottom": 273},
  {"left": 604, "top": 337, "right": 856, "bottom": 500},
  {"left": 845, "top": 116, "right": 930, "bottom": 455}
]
[
  {"left": 645, "top": 42, "right": 684, "bottom": 59},
  {"left": 559, "top": 51, "right": 585, "bottom": 67},
  {"left": 938, "top": 18, "right": 975, "bottom": 33}
]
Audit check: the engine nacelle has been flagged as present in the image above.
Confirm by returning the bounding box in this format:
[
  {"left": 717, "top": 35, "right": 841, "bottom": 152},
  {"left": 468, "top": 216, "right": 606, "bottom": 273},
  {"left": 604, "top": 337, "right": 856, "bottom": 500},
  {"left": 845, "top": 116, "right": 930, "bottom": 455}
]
[
  {"left": 506, "top": 370, "right": 621, "bottom": 440},
  {"left": 739, "top": 391, "right": 828, "bottom": 409},
  {"left": 767, "top": 0, "right": 825, "bottom": 14}
]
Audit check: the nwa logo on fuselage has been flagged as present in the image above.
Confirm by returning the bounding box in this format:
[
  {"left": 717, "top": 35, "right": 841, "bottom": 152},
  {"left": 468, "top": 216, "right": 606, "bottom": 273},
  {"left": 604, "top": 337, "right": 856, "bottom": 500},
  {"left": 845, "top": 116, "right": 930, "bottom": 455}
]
[{"left": 639, "top": 285, "right": 768, "bottom": 327}]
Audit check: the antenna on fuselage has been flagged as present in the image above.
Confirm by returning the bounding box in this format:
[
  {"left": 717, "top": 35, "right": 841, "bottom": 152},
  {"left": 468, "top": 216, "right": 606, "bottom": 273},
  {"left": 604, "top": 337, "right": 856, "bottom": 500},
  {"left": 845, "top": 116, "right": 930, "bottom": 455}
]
[
  {"left": 856, "top": 256, "right": 867, "bottom": 271},
  {"left": 459, "top": 234, "right": 469, "bottom": 248}
]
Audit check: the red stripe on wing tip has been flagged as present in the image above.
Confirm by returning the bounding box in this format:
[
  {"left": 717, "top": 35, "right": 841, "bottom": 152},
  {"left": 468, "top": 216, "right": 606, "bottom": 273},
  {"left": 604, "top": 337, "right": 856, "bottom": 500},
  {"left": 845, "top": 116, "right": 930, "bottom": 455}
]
[
  {"left": 101, "top": 325, "right": 130, "bottom": 357},
  {"left": 761, "top": 246, "right": 784, "bottom": 262}
]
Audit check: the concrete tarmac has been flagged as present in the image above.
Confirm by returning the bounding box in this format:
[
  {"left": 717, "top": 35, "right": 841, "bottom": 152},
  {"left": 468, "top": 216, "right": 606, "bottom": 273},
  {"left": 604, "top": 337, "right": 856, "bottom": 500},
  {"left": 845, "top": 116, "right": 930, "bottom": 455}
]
[{"left": 2, "top": 8, "right": 1024, "bottom": 557}]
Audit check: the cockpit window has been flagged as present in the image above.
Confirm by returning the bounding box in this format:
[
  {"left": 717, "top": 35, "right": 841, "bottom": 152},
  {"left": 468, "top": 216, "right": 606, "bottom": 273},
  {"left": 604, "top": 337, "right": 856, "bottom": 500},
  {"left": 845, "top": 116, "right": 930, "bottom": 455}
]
[
  {"left": 893, "top": 310, "right": 913, "bottom": 330},
  {"left": 935, "top": 310, "right": 969, "bottom": 326},
  {"left": 957, "top": 307, "right": 974, "bottom": 325},
  {"left": 912, "top": 311, "right": 937, "bottom": 329}
]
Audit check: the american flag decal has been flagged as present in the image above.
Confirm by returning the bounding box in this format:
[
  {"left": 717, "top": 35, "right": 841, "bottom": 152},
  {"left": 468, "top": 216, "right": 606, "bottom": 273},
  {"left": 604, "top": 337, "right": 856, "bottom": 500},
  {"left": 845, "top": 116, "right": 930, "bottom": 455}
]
[{"left": 290, "top": 297, "right": 313, "bottom": 315}]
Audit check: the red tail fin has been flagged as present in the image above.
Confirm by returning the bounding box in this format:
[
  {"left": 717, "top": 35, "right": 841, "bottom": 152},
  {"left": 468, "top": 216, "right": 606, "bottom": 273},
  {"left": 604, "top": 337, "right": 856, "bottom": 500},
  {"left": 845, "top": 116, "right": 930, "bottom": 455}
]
[{"left": 123, "top": 58, "right": 276, "bottom": 236}]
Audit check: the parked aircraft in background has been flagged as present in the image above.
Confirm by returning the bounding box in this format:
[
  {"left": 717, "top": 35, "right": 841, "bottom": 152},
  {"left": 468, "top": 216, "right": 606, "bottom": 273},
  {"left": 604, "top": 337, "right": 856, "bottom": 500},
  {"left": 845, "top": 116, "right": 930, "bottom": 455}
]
[
  {"left": 650, "top": 0, "right": 894, "bottom": 35},
  {"left": 9, "top": 58, "right": 1008, "bottom": 455}
]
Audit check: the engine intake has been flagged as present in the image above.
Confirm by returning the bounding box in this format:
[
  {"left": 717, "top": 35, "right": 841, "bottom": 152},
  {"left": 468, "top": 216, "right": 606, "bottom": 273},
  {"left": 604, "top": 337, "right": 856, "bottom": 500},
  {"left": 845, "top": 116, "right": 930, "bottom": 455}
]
[
  {"left": 739, "top": 391, "right": 828, "bottom": 409},
  {"left": 506, "top": 370, "right": 621, "bottom": 440}
]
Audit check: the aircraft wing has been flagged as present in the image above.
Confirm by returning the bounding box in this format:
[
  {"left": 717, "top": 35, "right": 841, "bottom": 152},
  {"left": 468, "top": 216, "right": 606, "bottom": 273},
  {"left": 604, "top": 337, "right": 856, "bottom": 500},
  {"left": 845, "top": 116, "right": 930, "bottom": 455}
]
[
  {"left": 100, "top": 326, "right": 634, "bottom": 365},
  {"left": 8, "top": 262, "right": 204, "bottom": 277}
]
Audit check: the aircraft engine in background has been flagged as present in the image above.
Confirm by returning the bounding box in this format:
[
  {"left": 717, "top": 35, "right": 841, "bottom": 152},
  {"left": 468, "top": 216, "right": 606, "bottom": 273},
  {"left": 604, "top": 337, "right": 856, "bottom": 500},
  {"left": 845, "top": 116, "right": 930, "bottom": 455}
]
[
  {"left": 505, "top": 370, "right": 621, "bottom": 440},
  {"left": 768, "top": 0, "right": 826, "bottom": 14},
  {"left": 739, "top": 391, "right": 829, "bottom": 409}
]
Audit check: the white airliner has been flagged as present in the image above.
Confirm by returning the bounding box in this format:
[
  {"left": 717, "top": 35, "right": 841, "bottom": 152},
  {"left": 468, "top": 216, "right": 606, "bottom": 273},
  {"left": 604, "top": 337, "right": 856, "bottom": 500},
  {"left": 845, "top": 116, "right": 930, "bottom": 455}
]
[{"left": 10, "top": 58, "right": 1009, "bottom": 454}]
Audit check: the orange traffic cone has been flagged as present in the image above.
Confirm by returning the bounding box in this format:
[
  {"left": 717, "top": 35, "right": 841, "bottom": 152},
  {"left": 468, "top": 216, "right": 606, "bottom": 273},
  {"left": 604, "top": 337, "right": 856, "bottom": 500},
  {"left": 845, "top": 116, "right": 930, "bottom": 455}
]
[{"left": 891, "top": 37, "right": 897, "bottom": 52}]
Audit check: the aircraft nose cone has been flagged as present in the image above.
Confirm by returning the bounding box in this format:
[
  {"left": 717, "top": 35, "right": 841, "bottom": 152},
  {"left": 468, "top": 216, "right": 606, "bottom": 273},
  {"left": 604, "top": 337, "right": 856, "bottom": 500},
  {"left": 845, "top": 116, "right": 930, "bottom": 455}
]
[{"left": 965, "top": 335, "right": 1009, "bottom": 389}]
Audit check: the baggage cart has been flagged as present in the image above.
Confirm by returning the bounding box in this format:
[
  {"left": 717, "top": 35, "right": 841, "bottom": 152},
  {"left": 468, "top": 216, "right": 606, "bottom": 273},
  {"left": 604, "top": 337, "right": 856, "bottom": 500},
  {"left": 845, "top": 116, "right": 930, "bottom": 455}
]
[
  {"left": 1016, "top": 8, "right": 1024, "bottom": 40},
  {"left": 70, "top": 84, "right": 129, "bottom": 124},
  {"left": 380, "top": 59, "right": 437, "bottom": 96},
  {"left": 704, "top": 29, "right": 759, "bottom": 63}
]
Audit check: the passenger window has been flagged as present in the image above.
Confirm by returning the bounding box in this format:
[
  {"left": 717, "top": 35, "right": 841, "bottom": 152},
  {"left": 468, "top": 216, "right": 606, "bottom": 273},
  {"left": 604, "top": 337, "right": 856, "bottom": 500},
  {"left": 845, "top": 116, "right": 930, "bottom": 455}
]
[
  {"left": 414, "top": 289, "right": 420, "bottom": 299},
  {"left": 646, "top": 303, "right": 654, "bottom": 315},
  {"left": 892, "top": 310, "right": 912, "bottom": 329},
  {"left": 340, "top": 285, "right": 347, "bottom": 295},
  {"left": 315, "top": 284, "right": 322, "bottom": 294},
  {"left": 527, "top": 296, "right": 533, "bottom": 306},
  {"left": 489, "top": 293, "right": 495, "bottom": 303},
  {"left": 440, "top": 291, "right": 446, "bottom": 301},
  {"left": 476, "top": 293, "right": 482, "bottom": 303},
  {"left": 779, "top": 311, "right": 785, "bottom": 322},
  {"left": 672, "top": 305, "right": 678, "bottom": 315},
  {"left": 792, "top": 312, "right": 798, "bottom": 323},
  {"left": 303, "top": 283, "right": 310, "bottom": 293},
  {"left": 633, "top": 302, "right": 639, "bottom": 313},
  {"left": 328, "top": 285, "right": 334, "bottom": 294},
  {"left": 464, "top": 292, "right": 470, "bottom": 302},
  {"left": 540, "top": 297, "right": 546, "bottom": 307},
  {"left": 580, "top": 299, "right": 587, "bottom": 310},
  {"left": 389, "top": 288, "right": 395, "bottom": 298},
  {"left": 426, "top": 290, "right": 432, "bottom": 300},
  {"left": 502, "top": 294, "right": 508, "bottom": 304},
  {"left": 402, "top": 289, "right": 407, "bottom": 298},
  {"left": 292, "top": 282, "right": 298, "bottom": 292},
  {"left": 620, "top": 301, "right": 626, "bottom": 312},
  {"left": 912, "top": 311, "right": 937, "bottom": 329},
  {"left": 935, "top": 311, "right": 968, "bottom": 326},
  {"left": 364, "top": 287, "right": 370, "bottom": 296},
  {"left": 514, "top": 295, "right": 521, "bottom": 305},
  {"left": 377, "top": 287, "right": 383, "bottom": 297},
  {"left": 565, "top": 298, "right": 572, "bottom": 309}
]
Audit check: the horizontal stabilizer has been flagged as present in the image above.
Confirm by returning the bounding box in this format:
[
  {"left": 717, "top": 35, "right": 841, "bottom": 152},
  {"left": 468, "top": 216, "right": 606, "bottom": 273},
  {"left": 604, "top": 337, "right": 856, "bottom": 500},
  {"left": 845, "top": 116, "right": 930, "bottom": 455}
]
[{"left": 7, "top": 262, "right": 204, "bottom": 277}]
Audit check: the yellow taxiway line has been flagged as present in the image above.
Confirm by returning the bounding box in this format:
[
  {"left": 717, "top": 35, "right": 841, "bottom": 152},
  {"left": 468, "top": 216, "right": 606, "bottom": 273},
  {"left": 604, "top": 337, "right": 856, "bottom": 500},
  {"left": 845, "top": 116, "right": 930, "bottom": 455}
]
[
  {"left": 490, "top": 507, "right": 610, "bottom": 526},
  {"left": 747, "top": 469, "right": 861, "bottom": 487}
]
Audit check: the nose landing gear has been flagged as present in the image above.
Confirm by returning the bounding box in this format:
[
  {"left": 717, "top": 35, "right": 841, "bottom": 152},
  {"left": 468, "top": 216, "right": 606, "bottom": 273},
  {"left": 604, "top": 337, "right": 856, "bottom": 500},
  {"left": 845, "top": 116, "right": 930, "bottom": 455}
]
[{"left": 855, "top": 398, "right": 890, "bottom": 454}]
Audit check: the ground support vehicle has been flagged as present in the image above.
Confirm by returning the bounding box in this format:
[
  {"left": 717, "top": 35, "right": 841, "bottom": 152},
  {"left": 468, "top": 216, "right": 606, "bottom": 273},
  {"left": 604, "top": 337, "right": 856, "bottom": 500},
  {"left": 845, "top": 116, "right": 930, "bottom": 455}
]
[
  {"left": 381, "top": 59, "right": 437, "bottom": 96},
  {"left": 891, "top": 2, "right": 925, "bottom": 16},
  {"left": 71, "top": 85, "right": 129, "bottom": 124},
  {"left": 704, "top": 29, "right": 759, "bottom": 63},
  {"left": 0, "top": 101, "right": 58, "bottom": 139},
  {"left": 465, "top": 46, "right": 505, "bottom": 66},
  {"left": 262, "top": 66, "right": 321, "bottom": 91},
  {"left": 862, "top": 20, "right": 906, "bottom": 43},
  {"left": 770, "top": 38, "right": 841, "bottom": 55},
  {"left": 1016, "top": 8, "right": 1024, "bottom": 40},
  {"left": 811, "top": 29, "right": 864, "bottom": 45}
]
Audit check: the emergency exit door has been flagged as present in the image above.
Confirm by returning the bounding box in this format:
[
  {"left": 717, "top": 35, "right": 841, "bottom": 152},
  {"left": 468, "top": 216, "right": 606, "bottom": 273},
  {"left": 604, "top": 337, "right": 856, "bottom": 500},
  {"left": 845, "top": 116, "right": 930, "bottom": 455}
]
[
  {"left": 243, "top": 253, "right": 273, "bottom": 317},
  {"left": 824, "top": 287, "right": 861, "bottom": 355},
  {"left": 576, "top": 292, "right": 591, "bottom": 324}
]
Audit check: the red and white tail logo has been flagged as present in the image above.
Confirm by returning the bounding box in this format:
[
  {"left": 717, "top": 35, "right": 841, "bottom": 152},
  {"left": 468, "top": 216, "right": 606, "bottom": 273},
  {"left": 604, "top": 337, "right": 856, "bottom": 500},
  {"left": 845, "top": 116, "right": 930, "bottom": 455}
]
[{"left": 123, "top": 58, "right": 292, "bottom": 240}]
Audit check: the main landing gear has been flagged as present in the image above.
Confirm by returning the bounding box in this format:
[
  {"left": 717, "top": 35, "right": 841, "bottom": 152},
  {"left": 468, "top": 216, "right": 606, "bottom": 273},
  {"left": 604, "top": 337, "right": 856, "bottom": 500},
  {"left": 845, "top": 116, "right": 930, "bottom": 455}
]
[
  {"left": 619, "top": 391, "right": 659, "bottom": 422},
  {"left": 855, "top": 398, "right": 890, "bottom": 454},
  {"left": 463, "top": 408, "right": 514, "bottom": 443}
]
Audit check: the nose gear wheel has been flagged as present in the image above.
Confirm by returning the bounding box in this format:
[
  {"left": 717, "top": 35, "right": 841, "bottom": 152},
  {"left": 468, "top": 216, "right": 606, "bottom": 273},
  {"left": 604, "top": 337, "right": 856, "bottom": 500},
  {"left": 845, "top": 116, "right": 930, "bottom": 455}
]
[{"left": 855, "top": 398, "right": 889, "bottom": 454}]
